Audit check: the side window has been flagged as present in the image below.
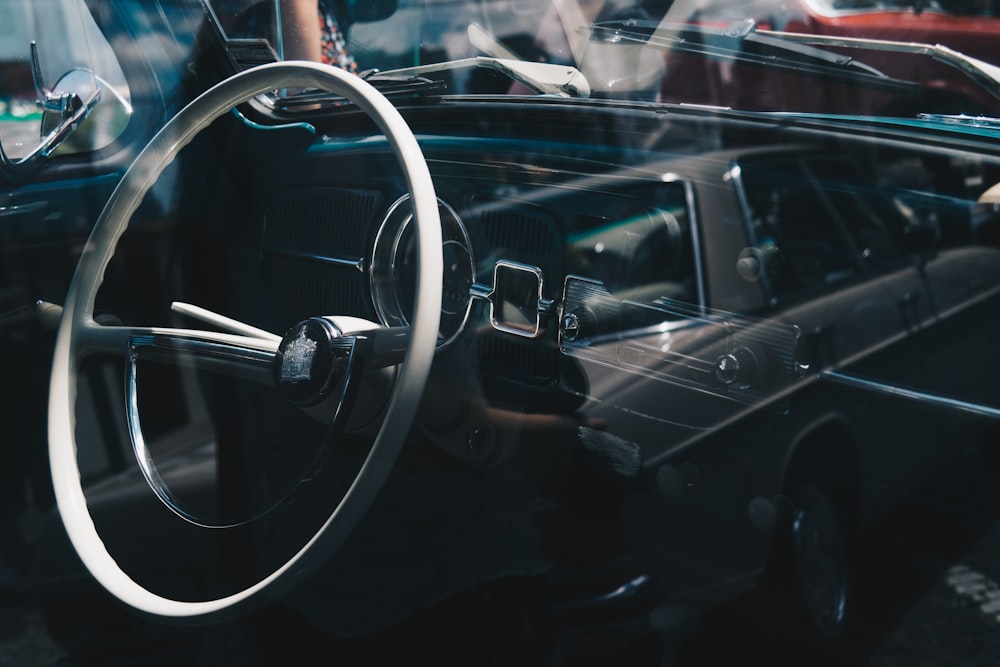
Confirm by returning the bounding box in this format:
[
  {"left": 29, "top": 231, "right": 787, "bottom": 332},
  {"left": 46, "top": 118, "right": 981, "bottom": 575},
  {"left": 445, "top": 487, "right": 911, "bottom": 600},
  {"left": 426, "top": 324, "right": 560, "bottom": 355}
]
[
  {"left": 805, "top": 156, "right": 907, "bottom": 267},
  {"left": 0, "top": 0, "right": 130, "bottom": 161},
  {"left": 567, "top": 180, "right": 698, "bottom": 309},
  {"left": 739, "top": 155, "right": 867, "bottom": 300}
]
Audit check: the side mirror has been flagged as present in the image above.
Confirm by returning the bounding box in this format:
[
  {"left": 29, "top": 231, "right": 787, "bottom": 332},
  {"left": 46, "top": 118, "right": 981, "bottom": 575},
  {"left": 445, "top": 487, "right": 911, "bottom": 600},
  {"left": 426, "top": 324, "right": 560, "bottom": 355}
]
[
  {"left": 0, "top": 43, "right": 104, "bottom": 181},
  {"left": 40, "top": 69, "right": 131, "bottom": 157}
]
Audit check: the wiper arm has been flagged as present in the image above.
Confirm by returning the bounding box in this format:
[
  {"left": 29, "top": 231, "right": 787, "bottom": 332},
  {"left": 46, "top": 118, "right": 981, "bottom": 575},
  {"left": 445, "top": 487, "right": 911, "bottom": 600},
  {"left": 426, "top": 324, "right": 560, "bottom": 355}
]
[
  {"left": 369, "top": 57, "right": 591, "bottom": 98},
  {"left": 262, "top": 56, "right": 589, "bottom": 114},
  {"left": 592, "top": 18, "right": 920, "bottom": 93},
  {"left": 360, "top": 73, "right": 449, "bottom": 97},
  {"left": 603, "top": 18, "right": 1000, "bottom": 105},
  {"left": 261, "top": 74, "right": 447, "bottom": 113},
  {"left": 762, "top": 30, "right": 1000, "bottom": 103}
]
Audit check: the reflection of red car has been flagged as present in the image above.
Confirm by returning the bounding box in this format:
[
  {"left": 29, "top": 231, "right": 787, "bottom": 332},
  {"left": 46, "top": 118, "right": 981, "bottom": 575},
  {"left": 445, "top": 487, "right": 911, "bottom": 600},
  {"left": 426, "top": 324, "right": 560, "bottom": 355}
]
[
  {"left": 783, "top": 0, "right": 999, "bottom": 55},
  {"left": 656, "top": 0, "right": 1000, "bottom": 114},
  {"left": 773, "top": 0, "right": 999, "bottom": 112}
]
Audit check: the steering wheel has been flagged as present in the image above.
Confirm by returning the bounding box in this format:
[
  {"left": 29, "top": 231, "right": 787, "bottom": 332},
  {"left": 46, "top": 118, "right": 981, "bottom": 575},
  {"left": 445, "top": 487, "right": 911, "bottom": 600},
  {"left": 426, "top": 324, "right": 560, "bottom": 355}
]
[{"left": 48, "top": 62, "right": 442, "bottom": 620}]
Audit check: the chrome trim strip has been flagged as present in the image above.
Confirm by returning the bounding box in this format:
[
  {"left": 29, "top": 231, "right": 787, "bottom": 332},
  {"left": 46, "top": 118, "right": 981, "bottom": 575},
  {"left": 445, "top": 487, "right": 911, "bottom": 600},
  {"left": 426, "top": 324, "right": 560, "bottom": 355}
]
[
  {"left": 470, "top": 282, "right": 493, "bottom": 301},
  {"left": 125, "top": 334, "right": 276, "bottom": 529},
  {"left": 488, "top": 261, "right": 546, "bottom": 339},
  {"left": 371, "top": 194, "right": 475, "bottom": 348},
  {"left": 0, "top": 200, "right": 46, "bottom": 218},
  {"left": 130, "top": 333, "right": 275, "bottom": 377},
  {"left": 821, "top": 370, "right": 1000, "bottom": 421},
  {"left": 661, "top": 173, "right": 707, "bottom": 314},
  {"left": 265, "top": 247, "right": 366, "bottom": 272}
]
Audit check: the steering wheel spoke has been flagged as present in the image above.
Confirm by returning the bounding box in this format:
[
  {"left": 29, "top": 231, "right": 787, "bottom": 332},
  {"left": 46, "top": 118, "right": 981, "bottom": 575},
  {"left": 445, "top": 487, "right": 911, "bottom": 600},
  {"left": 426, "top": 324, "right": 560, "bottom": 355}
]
[
  {"left": 127, "top": 330, "right": 278, "bottom": 386},
  {"left": 353, "top": 325, "right": 410, "bottom": 369},
  {"left": 80, "top": 321, "right": 276, "bottom": 359},
  {"left": 74, "top": 321, "right": 278, "bottom": 386}
]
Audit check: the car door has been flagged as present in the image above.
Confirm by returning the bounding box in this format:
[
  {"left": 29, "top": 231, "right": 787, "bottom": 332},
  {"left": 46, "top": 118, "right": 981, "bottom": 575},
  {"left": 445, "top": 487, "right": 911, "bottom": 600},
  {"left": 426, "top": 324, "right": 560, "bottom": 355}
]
[
  {"left": 732, "top": 149, "right": 959, "bottom": 499},
  {"left": 739, "top": 149, "right": 1000, "bottom": 499}
]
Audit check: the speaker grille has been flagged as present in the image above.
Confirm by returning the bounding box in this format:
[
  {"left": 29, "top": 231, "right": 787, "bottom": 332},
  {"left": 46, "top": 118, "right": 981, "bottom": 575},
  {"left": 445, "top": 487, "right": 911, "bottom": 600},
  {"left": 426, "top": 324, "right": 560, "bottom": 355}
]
[
  {"left": 262, "top": 187, "right": 380, "bottom": 321},
  {"left": 264, "top": 187, "right": 378, "bottom": 255}
]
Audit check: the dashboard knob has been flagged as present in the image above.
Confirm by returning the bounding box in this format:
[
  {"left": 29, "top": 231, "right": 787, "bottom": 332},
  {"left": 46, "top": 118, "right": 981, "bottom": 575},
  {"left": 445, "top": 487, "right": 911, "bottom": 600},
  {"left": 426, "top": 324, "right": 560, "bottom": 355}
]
[
  {"left": 714, "top": 344, "right": 766, "bottom": 390},
  {"left": 561, "top": 307, "right": 597, "bottom": 343}
]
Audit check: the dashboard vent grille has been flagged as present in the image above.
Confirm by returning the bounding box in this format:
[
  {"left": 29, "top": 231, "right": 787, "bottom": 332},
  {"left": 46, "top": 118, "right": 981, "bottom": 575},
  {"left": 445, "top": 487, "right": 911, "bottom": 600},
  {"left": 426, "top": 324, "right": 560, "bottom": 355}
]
[
  {"left": 264, "top": 187, "right": 378, "bottom": 255},
  {"left": 264, "top": 257, "right": 371, "bottom": 321},
  {"left": 261, "top": 187, "right": 380, "bottom": 321},
  {"left": 478, "top": 201, "right": 560, "bottom": 268}
]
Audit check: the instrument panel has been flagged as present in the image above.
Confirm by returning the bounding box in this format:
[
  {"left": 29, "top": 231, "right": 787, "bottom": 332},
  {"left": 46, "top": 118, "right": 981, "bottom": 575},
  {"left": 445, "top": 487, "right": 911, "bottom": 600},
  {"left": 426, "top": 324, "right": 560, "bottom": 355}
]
[{"left": 258, "top": 143, "right": 701, "bottom": 361}]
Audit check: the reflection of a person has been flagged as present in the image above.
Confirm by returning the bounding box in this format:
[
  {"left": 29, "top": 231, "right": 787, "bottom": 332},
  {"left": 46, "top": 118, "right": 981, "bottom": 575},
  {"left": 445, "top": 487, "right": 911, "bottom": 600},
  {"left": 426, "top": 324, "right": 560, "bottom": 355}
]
[
  {"left": 279, "top": 0, "right": 357, "bottom": 72},
  {"left": 533, "top": 0, "right": 650, "bottom": 67},
  {"left": 535, "top": 0, "right": 609, "bottom": 66},
  {"left": 501, "top": 0, "right": 650, "bottom": 95}
]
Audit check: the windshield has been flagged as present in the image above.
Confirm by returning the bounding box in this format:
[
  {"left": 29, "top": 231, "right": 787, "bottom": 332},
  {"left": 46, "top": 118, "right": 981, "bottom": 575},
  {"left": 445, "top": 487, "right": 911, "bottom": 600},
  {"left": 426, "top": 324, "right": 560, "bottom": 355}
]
[
  {"left": 10, "top": 1, "right": 1000, "bottom": 666},
  {"left": 204, "top": 0, "right": 1000, "bottom": 117}
]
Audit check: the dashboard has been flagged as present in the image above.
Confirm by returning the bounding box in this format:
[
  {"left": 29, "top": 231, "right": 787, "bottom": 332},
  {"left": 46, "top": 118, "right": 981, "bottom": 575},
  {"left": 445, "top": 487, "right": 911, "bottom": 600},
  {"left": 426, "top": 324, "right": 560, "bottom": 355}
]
[
  {"left": 96, "top": 99, "right": 1000, "bottom": 484},
  {"left": 241, "top": 132, "right": 701, "bottom": 402}
]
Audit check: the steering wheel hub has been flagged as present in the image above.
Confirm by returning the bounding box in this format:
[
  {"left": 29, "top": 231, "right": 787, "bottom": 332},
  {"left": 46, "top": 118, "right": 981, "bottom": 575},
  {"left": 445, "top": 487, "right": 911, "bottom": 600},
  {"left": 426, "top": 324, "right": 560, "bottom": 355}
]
[{"left": 275, "top": 317, "right": 354, "bottom": 408}]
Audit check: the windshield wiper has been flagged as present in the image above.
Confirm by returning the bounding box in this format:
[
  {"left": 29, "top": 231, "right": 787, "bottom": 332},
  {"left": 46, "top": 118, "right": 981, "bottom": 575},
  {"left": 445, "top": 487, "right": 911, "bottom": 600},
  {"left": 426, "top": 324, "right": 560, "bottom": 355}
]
[
  {"left": 596, "top": 18, "right": 1000, "bottom": 105},
  {"left": 259, "top": 74, "right": 447, "bottom": 114},
  {"left": 592, "top": 18, "right": 920, "bottom": 94},
  {"left": 264, "top": 57, "right": 589, "bottom": 115},
  {"left": 762, "top": 30, "right": 1000, "bottom": 103},
  {"left": 369, "top": 57, "right": 591, "bottom": 99},
  {"left": 263, "top": 60, "right": 590, "bottom": 119}
]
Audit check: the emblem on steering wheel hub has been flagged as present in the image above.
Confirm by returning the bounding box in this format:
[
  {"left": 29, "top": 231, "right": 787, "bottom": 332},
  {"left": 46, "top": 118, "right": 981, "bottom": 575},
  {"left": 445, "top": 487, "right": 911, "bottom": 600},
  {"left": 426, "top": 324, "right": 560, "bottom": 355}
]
[
  {"left": 274, "top": 317, "right": 353, "bottom": 407},
  {"left": 282, "top": 328, "right": 318, "bottom": 383}
]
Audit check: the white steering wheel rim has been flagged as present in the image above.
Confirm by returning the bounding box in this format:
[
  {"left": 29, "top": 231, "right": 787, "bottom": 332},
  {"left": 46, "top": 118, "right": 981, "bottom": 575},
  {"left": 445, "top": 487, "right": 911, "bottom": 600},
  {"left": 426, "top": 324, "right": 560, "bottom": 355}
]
[{"left": 48, "top": 61, "right": 442, "bottom": 620}]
